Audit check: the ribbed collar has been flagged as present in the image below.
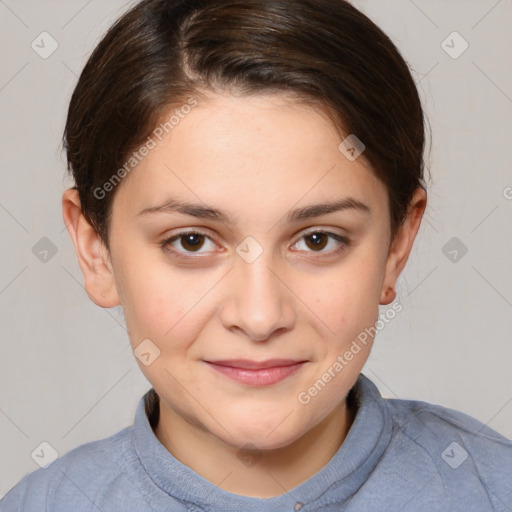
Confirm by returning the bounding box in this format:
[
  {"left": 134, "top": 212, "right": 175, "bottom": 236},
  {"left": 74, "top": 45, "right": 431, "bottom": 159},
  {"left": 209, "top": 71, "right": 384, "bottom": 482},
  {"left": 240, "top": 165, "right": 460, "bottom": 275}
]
[{"left": 132, "top": 372, "right": 392, "bottom": 511}]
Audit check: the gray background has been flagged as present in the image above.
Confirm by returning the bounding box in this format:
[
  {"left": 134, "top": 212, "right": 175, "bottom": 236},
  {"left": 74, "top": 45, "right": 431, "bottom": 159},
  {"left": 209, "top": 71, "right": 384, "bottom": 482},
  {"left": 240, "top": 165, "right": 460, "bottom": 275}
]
[{"left": 1, "top": 0, "right": 511, "bottom": 496}]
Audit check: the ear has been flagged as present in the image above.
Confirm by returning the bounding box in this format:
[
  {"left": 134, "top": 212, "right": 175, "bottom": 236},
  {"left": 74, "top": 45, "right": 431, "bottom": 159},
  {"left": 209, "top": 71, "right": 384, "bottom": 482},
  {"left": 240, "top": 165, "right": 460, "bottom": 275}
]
[
  {"left": 380, "top": 187, "right": 427, "bottom": 305},
  {"left": 62, "top": 188, "right": 121, "bottom": 308}
]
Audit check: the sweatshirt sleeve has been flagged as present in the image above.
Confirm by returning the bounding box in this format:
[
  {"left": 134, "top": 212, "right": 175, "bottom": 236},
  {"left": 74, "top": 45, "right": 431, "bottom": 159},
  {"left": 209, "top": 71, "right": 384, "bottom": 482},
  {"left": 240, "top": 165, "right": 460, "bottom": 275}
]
[{"left": 0, "top": 467, "right": 53, "bottom": 512}]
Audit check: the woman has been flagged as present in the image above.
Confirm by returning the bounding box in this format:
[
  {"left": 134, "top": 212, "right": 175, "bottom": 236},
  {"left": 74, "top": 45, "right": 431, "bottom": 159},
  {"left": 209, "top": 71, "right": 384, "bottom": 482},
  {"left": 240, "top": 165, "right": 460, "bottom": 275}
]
[{"left": 2, "top": 0, "right": 511, "bottom": 510}]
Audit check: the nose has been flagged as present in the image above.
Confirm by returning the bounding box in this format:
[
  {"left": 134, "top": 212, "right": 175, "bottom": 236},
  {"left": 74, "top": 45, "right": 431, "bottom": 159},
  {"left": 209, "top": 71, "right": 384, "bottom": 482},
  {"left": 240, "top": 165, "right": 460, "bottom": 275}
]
[{"left": 220, "top": 252, "right": 296, "bottom": 342}]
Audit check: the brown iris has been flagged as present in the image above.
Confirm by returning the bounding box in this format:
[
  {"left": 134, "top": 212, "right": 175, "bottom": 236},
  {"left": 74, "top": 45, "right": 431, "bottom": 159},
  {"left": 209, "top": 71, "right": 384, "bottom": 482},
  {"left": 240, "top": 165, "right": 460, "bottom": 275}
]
[
  {"left": 180, "top": 233, "right": 205, "bottom": 252},
  {"left": 304, "top": 232, "right": 328, "bottom": 251}
]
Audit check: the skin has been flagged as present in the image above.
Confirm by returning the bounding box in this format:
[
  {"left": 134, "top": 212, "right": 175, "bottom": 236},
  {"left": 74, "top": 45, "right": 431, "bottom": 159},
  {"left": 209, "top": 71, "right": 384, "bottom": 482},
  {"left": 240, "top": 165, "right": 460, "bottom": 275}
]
[{"left": 62, "top": 92, "right": 426, "bottom": 498}]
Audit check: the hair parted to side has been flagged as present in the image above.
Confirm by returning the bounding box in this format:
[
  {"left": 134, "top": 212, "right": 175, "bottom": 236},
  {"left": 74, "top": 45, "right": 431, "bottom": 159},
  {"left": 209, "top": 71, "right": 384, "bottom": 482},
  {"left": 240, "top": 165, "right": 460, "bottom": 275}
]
[{"left": 63, "top": 0, "right": 428, "bottom": 254}]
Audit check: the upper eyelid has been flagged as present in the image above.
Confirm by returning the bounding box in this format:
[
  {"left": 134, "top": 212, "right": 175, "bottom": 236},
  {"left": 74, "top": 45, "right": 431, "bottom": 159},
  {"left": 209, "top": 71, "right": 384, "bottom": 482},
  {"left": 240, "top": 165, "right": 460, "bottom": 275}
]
[{"left": 165, "top": 227, "right": 348, "bottom": 250}]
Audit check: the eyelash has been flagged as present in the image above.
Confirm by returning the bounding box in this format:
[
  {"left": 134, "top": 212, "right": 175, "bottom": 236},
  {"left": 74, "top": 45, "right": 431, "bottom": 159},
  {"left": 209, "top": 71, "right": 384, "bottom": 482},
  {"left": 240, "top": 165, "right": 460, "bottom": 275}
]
[{"left": 159, "top": 228, "right": 350, "bottom": 260}]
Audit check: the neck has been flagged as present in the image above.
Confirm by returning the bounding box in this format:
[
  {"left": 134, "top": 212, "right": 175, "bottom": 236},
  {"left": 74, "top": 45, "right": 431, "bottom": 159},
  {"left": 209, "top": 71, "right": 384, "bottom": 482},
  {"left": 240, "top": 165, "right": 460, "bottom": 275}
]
[{"left": 153, "top": 395, "right": 356, "bottom": 498}]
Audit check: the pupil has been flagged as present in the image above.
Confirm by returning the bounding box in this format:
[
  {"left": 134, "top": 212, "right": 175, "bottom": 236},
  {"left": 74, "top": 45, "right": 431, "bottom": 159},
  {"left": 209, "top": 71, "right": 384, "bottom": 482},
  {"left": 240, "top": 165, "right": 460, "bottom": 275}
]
[
  {"left": 307, "top": 233, "right": 327, "bottom": 251},
  {"left": 183, "top": 234, "right": 203, "bottom": 251}
]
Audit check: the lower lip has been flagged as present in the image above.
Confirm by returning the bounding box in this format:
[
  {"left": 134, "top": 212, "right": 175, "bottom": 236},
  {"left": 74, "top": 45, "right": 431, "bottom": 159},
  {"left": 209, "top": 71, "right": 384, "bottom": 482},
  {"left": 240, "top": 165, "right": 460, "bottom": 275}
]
[{"left": 205, "top": 362, "right": 305, "bottom": 387}]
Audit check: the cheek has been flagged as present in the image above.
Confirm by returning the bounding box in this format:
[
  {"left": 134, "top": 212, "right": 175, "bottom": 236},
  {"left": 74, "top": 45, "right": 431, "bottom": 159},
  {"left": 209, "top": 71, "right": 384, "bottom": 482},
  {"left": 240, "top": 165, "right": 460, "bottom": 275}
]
[
  {"left": 305, "top": 255, "right": 384, "bottom": 346},
  {"left": 115, "top": 258, "right": 195, "bottom": 349}
]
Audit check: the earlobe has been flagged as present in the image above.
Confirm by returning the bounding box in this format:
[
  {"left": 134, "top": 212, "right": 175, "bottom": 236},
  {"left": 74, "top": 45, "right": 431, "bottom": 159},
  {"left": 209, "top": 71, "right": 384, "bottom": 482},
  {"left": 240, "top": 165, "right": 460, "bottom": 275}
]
[
  {"left": 62, "top": 188, "right": 121, "bottom": 308},
  {"left": 379, "top": 286, "right": 396, "bottom": 306},
  {"left": 379, "top": 188, "right": 427, "bottom": 305}
]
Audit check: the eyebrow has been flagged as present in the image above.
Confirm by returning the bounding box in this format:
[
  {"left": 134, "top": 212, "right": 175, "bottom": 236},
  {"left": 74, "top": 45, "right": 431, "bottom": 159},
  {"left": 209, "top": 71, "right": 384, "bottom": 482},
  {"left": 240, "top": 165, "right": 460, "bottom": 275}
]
[{"left": 136, "top": 197, "right": 371, "bottom": 225}]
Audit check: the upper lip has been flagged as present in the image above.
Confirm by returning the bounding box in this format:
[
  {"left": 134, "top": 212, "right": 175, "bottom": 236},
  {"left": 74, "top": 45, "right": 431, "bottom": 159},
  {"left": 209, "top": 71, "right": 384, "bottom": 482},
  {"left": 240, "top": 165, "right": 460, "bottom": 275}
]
[{"left": 205, "top": 359, "right": 306, "bottom": 370}]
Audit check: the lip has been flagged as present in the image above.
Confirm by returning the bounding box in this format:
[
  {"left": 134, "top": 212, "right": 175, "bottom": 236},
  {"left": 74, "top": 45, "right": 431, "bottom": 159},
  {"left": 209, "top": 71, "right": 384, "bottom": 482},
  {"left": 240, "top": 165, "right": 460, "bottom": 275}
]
[{"left": 204, "top": 359, "right": 307, "bottom": 387}]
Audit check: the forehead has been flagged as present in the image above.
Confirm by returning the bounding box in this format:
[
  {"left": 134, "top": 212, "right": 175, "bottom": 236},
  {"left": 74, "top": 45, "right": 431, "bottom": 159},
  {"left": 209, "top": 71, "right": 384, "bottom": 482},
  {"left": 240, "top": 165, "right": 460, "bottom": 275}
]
[{"left": 112, "top": 93, "right": 388, "bottom": 224}]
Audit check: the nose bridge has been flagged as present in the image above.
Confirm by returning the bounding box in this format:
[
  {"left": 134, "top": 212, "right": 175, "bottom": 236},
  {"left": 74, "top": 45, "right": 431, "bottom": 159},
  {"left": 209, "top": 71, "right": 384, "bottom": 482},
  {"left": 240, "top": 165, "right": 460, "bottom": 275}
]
[
  {"left": 240, "top": 251, "right": 280, "bottom": 300},
  {"left": 235, "top": 234, "right": 280, "bottom": 291},
  {"left": 222, "top": 240, "right": 294, "bottom": 340}
]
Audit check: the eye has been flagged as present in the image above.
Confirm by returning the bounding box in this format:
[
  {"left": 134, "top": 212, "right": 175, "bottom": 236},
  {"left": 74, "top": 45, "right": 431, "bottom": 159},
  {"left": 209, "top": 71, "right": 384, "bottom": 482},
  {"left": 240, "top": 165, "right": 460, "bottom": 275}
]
[
  {"left": 291, "top": 230, "right": 350, "bottom": 256},
  {"left": 160, "top": 230, "right": 217, "bottom": 258},
  {"left": 160, "top": 228, "right": 350, "bottom": 260}
]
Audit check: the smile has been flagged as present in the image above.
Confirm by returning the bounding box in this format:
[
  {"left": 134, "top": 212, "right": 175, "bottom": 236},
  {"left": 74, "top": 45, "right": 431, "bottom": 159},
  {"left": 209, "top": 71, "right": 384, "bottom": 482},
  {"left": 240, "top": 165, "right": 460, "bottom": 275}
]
[{"left": 204, "top": 359, "right": 307, "bottom": 387}]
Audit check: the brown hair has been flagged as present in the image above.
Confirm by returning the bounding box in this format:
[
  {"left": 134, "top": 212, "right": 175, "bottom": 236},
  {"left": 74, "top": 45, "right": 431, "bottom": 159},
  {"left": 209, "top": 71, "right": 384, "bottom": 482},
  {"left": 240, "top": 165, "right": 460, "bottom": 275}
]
[{"left": 63, "top": 0, "right": 428, "bottom": 253}]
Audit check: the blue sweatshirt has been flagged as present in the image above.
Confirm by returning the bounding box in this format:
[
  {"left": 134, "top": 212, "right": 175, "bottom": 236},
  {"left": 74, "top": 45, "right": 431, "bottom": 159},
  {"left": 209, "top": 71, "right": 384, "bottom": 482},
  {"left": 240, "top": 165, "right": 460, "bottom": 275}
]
[{"left": 1, "top": 373, "right": 511, "bottom": 511}]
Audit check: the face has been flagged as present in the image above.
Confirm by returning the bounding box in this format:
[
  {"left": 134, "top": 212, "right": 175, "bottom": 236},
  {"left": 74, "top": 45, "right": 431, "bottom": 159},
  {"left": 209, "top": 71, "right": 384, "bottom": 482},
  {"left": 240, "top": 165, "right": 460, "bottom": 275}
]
[{"left": 79, "top": 93, "right": 409, "bottom": 450}]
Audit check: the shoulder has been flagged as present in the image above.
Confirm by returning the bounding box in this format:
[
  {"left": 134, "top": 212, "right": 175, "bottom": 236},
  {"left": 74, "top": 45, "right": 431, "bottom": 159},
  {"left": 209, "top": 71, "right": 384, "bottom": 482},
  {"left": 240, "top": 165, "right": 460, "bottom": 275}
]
[
  {"left": 381, "top": 396, "right": 512, "bottom": 508},
  {"left": 0, "top": 425, "right": 135, "bottom": 512},
  {"left": 386, "top": 395, "right": 512, "bottom": 453}
]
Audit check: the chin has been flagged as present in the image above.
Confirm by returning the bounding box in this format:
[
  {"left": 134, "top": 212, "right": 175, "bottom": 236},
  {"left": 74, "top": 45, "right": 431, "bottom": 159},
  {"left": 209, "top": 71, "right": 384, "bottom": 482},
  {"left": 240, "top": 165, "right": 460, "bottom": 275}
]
[{"left": 223, "top": 413, "right": 308, "bottom": 451}]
